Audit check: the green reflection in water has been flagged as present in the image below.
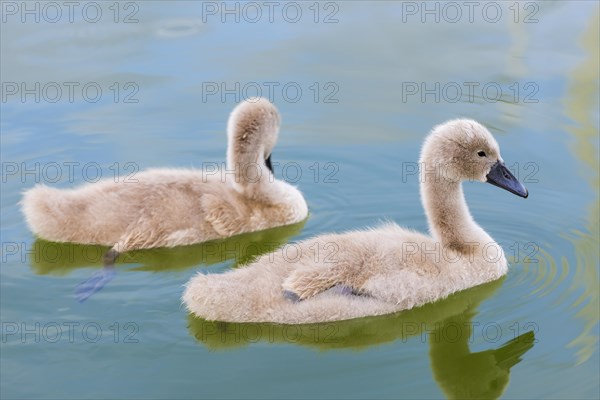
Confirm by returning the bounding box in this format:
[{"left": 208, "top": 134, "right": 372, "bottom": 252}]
[
  {"left": 28, "top": 219, "right": 306, "bottom": 274},
  {"left": 430, "top": 313, "right": 534, "bottom": 400},
  {"left": 562, "top": 6, "right": 600, "bottom": 365},
  {"left": 188, "top": 278, "right": 534, "bottom": 399}
]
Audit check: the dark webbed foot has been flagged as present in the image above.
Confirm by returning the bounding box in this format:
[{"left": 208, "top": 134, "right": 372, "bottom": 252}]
[
  {"left": 103, "top": 248, "right": 119, "bottom": 266},
  {"left": 75, "top": 265, "right": 116, "bottom": 302},
  {"left": 74, "top": 248, "right": 120, "bottom": 303},
  {"left": 326, "top": 285, "right": 355, "bottom": 296},
  {"left": 283, "top": 285, "right": 366, "bottom": 302},
  {"left": 283, "top": 290, "right": 301, "bottom": 303}
]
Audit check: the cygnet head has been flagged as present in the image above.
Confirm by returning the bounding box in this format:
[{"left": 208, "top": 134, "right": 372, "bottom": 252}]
[
  {"left": 227, "top": 97, "right": 280, "bottom": 176},
  {"left": 420, "top": 119, "right": 528, "bottom": 198}
]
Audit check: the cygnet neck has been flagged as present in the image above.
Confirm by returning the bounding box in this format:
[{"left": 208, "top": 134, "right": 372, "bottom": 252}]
[{"left": 420, "top": 172, "right": 493, "bottom": 253}]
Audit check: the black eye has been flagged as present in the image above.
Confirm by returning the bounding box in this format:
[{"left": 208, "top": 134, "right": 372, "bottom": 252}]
[{"left": 477, "top": 151, "right": 486, "bottom": 157}]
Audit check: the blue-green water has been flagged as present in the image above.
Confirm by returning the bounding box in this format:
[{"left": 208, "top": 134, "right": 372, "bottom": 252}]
[{"left": 1, "top": 1, "right": 599, "bottom": 399}]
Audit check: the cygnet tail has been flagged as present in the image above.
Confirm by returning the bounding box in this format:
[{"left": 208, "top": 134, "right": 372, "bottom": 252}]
[
  {"left": 21, "top": 184, "right": 85, "bottom": 243},
  {"left": 183, "top": 269, "right": 272, "bottom": 323}
]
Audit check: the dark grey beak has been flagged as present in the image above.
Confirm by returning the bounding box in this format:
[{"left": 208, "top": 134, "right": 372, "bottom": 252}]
[
  {"left": 486, "top": 161, "right": 528, "bottom": 198},
  {"left": 265, "top": 154, "right": 273, "bottom": 173}
]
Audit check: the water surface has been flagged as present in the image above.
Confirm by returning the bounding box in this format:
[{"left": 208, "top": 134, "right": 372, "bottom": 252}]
[{"left": 1, "top": 1, "right": 599, "bottom": 399}]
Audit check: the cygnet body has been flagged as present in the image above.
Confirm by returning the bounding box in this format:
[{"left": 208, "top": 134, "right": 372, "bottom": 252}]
[
  {"left": 21, "top": 98, "right": 308, "bottom": 263},
  {"left": 183, "top": 119, "right": 528, "bottom": 324}
]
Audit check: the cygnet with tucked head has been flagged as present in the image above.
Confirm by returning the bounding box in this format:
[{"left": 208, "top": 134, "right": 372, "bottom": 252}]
[
  {"left": 183, "top": 119, "right": 528, "bottom": 324},
  {"left": 227, "top": 98, "right": 279, "bottom": 193},
  {"left": 21, "top": 98, "right": 308, "bottom": 265}
]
